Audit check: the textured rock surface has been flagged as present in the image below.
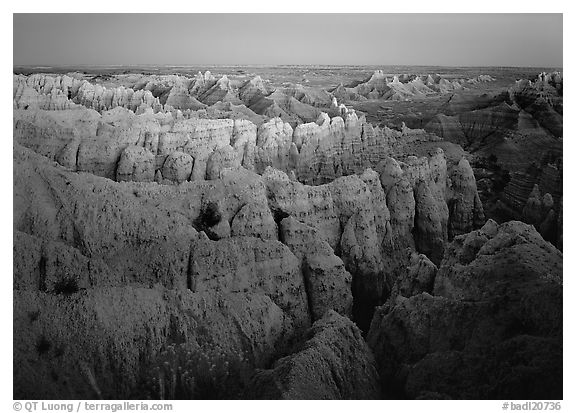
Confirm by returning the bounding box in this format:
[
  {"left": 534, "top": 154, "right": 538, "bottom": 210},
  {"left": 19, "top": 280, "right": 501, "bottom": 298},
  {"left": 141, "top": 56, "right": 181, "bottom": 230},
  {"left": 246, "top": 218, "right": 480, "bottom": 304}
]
[
  {"left": 162, "top": 151, "right": 193, "bottom": 183},
  {"left": 189, "top": 236, "right": 310, "bottom": 329},
  {"left": 231, "top": 202, "right": 278, "bottom": 240},
  {"left": 280, "top": 217, "right": 353, "bottom": 320},
  {"left": 14, "top": 137, "right": 489, "bottom": 397},
  {"left": 389, "top": 252, "right": 438, "bottom": 300},
  {"left": 206, "top": 145, "right": 241, "bottom": 180},
  {"left": 13, "top": 145, "right": 304, "bottom": 398},
  {"left": 14, "top": 82, "right": 461, "bottom": 189},
  {"left": 246, "top": 311, "right": 381, "bottom": 399},
  {"left": 448, "top": 158, "right": 485, "bottom": 237},
  {"left": 116, "top": 145, "right": 155, "bottom": 182},
  {"left": 367, "top": 220, "right": 562, "bottom": 399},
  {"left": 335, "top": 71, "right": 494, "bottom": 102},
  {"left": 13, "top": 68, "right": 560, "bottom": 400}
]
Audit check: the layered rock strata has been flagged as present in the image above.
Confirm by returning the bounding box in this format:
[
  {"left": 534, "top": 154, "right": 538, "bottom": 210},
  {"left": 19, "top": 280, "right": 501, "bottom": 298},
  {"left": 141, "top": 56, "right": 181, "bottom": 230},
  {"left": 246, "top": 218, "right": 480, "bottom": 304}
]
[
  {"left": 14, "top": 104, "right": 455, "bottom": 190},
  {"left": 332, "top": 71, "right": 495, "bottom": 102}
]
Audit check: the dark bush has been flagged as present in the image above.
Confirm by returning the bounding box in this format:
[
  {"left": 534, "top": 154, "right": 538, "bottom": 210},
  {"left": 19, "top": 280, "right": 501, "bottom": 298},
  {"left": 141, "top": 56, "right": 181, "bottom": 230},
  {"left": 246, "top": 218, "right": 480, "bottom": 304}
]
[
  {"left": 28, "top": 310, "right": 40, "bottom": 323},
  {"left": 202, "top": 202, "right": 221, "bottom": 227},
  {"left": 53, "top": 277, "right": 79, "bottom": 295},
  {"left": 193, "top": 202, "right": 222, "bottom": 233},
  {"left": 271, "top": 207, "right": 289, "bottom": 224},
  {"left": 36, "top": 335, "right": 51, "bottom": 355}
]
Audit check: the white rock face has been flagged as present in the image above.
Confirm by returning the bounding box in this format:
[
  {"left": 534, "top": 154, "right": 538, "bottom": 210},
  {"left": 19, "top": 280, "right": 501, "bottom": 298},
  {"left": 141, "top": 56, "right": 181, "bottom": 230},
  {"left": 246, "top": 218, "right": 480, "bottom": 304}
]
[
  {"left": 206, "top": 145, "right": 241, "bottom": 180},
  {"left": 231, "top": 202, "right": 278, "bottom": 240},
  {"left": 162, "top": 151, "right": 194, "bottom": 183},
  {"left": 116, "top": 146, "right": 155, "bottom": 182},
  {"left": 280, "top": 216, "right": 353, "bottom": 320},
  {"left": 256, "top": 117, "right": 294, "bottom": 172}
]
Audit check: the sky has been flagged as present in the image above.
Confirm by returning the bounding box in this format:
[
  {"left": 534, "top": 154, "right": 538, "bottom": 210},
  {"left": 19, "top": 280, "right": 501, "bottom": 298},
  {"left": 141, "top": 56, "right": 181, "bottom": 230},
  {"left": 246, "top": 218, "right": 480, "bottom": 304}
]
[{"left": 13, "top": 14, "right": 563, "bottom": 67}]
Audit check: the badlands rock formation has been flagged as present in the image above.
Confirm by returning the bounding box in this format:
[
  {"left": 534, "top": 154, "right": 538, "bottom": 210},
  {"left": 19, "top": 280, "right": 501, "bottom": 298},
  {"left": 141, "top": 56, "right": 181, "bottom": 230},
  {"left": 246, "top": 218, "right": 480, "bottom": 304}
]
[
  {"left": 332, "top": 70, "right": 495, "bottom": 102},
  {"left": 421, "top": 72, "right": 563, "bottom": 246},
  {"left": 368, "top": 220, "right": 562, "bottom": 399},
  {"left": 12, "top": 69, "right": 562, "bottom": 400},
  {"left": 13, "top": 90, "right": 476, "bottom": 192},
  {"left": 14, "top": 136, "right": 487, "bottom": 398},
  {"left": 247, "top": 311, "right": 381, "bottom": 399},
  {"left": 13, "top": 71, "right": 331, "bottom": 128}
]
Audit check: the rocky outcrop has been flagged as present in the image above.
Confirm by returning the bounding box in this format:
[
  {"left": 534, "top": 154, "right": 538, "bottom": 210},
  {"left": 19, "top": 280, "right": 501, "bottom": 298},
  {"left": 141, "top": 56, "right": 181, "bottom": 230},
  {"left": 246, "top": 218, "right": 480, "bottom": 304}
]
[
  {"left": 15, "top": 142, "right": 401, "bottom": 399},
  {"left": 538, "top": 162, "right": 563, "bottom": 206},
  {"left": 14, "top": 98, "right": 486, "bottom": 325},
  {"left": 509, "top": 73, "right": 563, "bottom": 138},
  {"left": 13, "top": 67, "right": 563, "bottom": 400},
  {"left": 368, "top": 220, "right": 562, "bottom": 399},
  {"left": 13, "top": 145, "right": 304, "bottom": 398},
  {"left": 337, "top": 71, "right": 495, "bottom": 102},
  {"left": 13, "top": 82, "right": 77, "bottom": 111},
  {"left": 522, "top": 184, "right": 554, "bottom": 225},
  {"left": 13, "top": 73, "right": 164, "bottom": 114},
  {"left": 161, "top": 151, "right": 194, "bottom": 183},
  {"left": 189, "top": 71, "right": 217, "bottom": 97},
  {"left": 280, "top": 217, "right": 353, "bottom": 320},
  {"left": 189, "top": 236, "right": 310, "bottom": 329},
  {"left": 15, "top": 282, "right": 304, "bottom": 399},
  {"left": 164, "top": 79, "right": 207, "bottom": 111},
  {"left": 206, "top": 145, "right": 242, "bottom": 180},
  {"left": 378, "top": 156, "right": 415, "bottom": 250},
  {"left": 75, "top": 82, "right": 162, "bottom": 113},
  {"left": 239, "top": 76, "right": 269, "bottom": 106},
  {"left": 263, "top": 150, "right": 483, "bottom": 330},
  {"left": 388, "top": 252, "right": 438, "bottom": 301},
  {"left": 447, "top": 158, "right": 485, "bottom": 238},
  {"left": 13, "top": 230, "right": 118, "bottom": 292},
  {"left": 246, "top": 311, "right": 381, "bottom": 399},
  {"left": 255, "top": 117, "right": 294, "bottom": 173},
  {"left": 402, "top": 154, "right": 448, "bottom": 263},
  {"left": 504, "top": 162, "right": 562, "bottom": 211},
  {"left": 501, "top": 171, "right": 538, "bottom": 211},
  {"left": 14, "top": 96, "right": 454, "bottom": 190},
  {"left": 417, "top": 72, "right": 562, "bottom": 248},
  {"left": 14, "top": 145, "right": 197, "bottom": 290},
  {"left": 13, "top": 108, "right": 100, "bottom": 162},
  {"left": 116, "top": 145, "right": 155, "bottom": 182},
  {"left": 231, "top": 202, "right": 278, "bottom": 240},
  {"left": 231, "top": 119, "right": 257, "bottom": 169},
  {"left": 199, "top": 75, "right": 243, "bottom": 106},
  {"left": 501, "top": 162, "right": 562, "bottom": 245},
  {"left": 434, "top": 220, "right": 561, "bottom": 299}
]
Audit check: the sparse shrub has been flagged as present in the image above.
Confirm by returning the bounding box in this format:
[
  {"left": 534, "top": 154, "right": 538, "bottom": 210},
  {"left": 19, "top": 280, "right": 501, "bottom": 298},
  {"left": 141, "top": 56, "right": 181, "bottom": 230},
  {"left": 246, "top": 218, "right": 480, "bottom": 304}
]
[
  {"left": 36, "top": 335, "right": 51, "bottom": 355},
  {"left": 270, "top": 207, "right": 289, "bottom": 224},
  {"left": 54, "top": 346, "right": 65, "bottom": 358},
  {"left": 53, "top": 277, "right": 79, "bottom": 295},
  {"left": 28, "top": 310, "right": 40, "bottom": 323},
  {"left": 193, "top": 202, "right": 222, "bottom": 234},
  {"left": 142, "top": 343, "right": 251, "bottom": 400}
]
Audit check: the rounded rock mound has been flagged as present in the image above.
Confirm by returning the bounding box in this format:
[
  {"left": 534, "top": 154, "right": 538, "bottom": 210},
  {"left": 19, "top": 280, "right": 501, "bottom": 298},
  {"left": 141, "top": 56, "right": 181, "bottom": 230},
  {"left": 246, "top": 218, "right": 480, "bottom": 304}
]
[
  {"left": 116, "top": 145, "right": 155, "bottom": 182},
  {"left": 162, "top": 151, "right": 194, "bottom": 183}
]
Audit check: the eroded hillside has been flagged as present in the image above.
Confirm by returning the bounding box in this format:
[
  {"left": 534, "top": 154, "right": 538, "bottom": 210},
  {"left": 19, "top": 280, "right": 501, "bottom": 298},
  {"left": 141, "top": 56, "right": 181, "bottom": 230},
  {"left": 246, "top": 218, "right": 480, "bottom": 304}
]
[{"left": 13, "top": 68, "right": 562, "bottom": 399}]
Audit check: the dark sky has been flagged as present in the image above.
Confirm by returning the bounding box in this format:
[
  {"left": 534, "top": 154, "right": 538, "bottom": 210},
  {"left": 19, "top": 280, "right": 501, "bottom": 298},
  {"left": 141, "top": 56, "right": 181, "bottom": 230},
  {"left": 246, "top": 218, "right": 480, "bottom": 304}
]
[{"left": 13, "top": 14, "right": 563, "bottom": 67}]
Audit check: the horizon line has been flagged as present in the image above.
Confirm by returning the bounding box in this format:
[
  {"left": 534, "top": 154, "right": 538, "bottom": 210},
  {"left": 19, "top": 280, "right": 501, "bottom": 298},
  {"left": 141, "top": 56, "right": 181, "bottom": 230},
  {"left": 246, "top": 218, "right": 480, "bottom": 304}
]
[{"left": 13, "top": 63, "right": 564, "bottom": 69}]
